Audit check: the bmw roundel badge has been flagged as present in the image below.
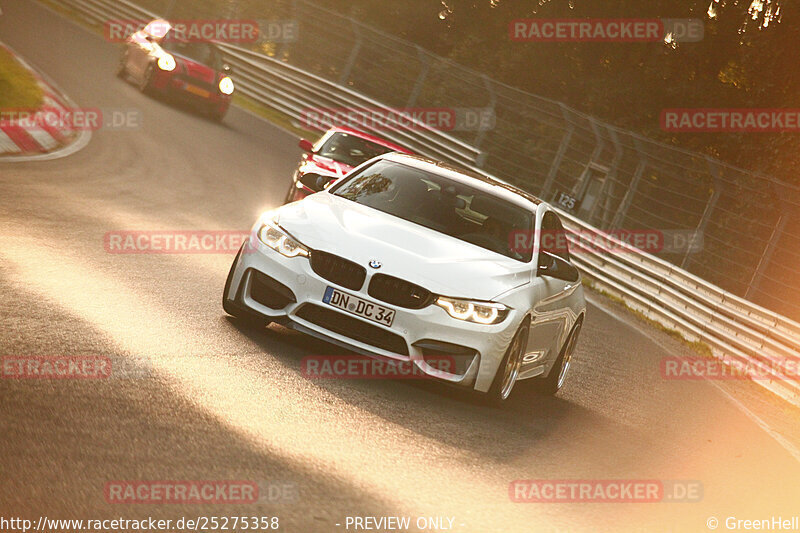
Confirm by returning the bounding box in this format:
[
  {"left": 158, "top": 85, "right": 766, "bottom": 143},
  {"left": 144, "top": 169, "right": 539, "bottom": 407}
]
[{"left": 369, "top": 260, "right": 382, "bottom": 269}]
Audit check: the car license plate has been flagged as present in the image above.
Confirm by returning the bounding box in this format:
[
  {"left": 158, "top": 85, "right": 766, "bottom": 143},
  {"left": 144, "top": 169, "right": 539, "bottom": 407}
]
[
  {"left": 185, "top": 84, "right": 210, "bottom": 98},
  {"left": 323, "top": 287, "right": 395, "bottom": 327}
]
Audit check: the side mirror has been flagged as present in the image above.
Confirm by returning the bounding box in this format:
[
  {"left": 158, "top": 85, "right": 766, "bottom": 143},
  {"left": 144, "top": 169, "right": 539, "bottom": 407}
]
[
  {"left": 537, "top": 252, "right": 579, "bottom": 282},
  {"left": 537, "top": 253, "right": 558, "bottom": 276},
  {"left": 298, "top": 138, "right": 314, "bottom": 153},
  {"left": 298, "top": 172, "right": 329, "bottom": 192}
]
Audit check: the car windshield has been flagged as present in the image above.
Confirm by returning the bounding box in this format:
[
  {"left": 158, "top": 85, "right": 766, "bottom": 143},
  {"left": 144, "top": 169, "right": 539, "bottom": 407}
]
[
  {"left": 330, "top": 160, "right": 533, "bottom": 262},
  {"left": 317, "top": 132, "right": 397, "bottom": 167},
  {"left": 161, "top": 39, "right": 222, "bottom": 70}
]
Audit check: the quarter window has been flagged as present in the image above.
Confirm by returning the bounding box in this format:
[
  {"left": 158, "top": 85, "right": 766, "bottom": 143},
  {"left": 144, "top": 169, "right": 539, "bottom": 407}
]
[{"left": 541, "top": 211, "right": 570, "bottom": 262}]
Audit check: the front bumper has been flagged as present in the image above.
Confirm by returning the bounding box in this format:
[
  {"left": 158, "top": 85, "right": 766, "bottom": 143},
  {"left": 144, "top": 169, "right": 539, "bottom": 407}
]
[
  {"left": 152, "top": 70, "right": 231, "bottom": 112},
  {"left": 226, "top": 236, "right": 521, "bottom": 392}
]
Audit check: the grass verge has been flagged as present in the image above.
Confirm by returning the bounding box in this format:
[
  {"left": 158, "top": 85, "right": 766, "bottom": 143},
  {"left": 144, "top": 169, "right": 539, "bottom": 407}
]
[
  {"left": 0, "top": 46, "right": 44, "bottom": 110},
  {"left": 581, "top": 276, "right": 713, "bottom": 357},
  {"left": 233, "top": 93, "right": 317, "bottom": 139}
]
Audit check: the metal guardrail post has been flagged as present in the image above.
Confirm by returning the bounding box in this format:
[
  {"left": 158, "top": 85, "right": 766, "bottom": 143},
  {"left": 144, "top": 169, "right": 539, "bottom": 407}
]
[
  {"left": 163, "top": 0, "right": 176, "bottom": 18},
  {"left": 610, "top": 138, "right": 648, "bottom": 229},
  {"left": 589, "top": 125, "right": 624, "bottom": 229},
  {"left": 541, "top": 104, "right": 574, "bottom": 200},
  {"left": 585, "top": 117, "right": 606, "bottom": 170},
  {"left": 405, "top": 46, "right": 430, "bottom": 109},
  {"left": 745, "top": 211, "right": 787, "bottom": 300},
  {"left": 610, "top": 158, "right": 646, "bottom": 229},
  {"left": 338, "top": 20, "right": 362, "bottom": 86},
  {"left": 680, "top": 156, "right": 722, "bottom": 270},
  {"left": 276, "top": 0, "right": 299, "bottom": 59},
  {"left": 472, "top": 75, "right": 496, "bottom": 155},
  {"left": 572, "top": 117, "right": 607, "bottom": 225}
]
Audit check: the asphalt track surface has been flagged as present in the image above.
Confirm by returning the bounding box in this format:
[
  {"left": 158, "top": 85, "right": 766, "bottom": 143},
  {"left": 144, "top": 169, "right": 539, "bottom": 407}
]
[{"left": 2, "top": 2, "right": 800, "bottom": 532}]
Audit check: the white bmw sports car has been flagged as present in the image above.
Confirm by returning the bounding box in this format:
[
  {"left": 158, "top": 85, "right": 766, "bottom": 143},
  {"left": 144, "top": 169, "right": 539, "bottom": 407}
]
[{"left": 224, "top": 154, "right": 586, "bottom": 402}]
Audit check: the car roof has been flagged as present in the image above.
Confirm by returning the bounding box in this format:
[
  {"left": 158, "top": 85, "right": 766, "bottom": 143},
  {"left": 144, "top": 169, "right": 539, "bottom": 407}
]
[
  {"left": 145, "top": 19, "right": 222, "bottom": 48},
  {"left": 143, "top": 19, "right": 171, "bottom": 38},
  {"left": 378, "top": 153, "right": 543, "bottom": 210},
  {"left": 327, "top": 126, "right": 413, "bottom": 154}
]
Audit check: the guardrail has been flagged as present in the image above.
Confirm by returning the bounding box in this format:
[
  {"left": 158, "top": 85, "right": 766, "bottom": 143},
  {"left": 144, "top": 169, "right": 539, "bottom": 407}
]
[
  {"left": 216, "top": 45, "right": 483, "bottom": 168},
  {"left": 63, "top": 0, "right": 482, "bottom": 168},
  {"left": 56, "top": 0, "right": 800, "bottom": 406},
  {"left": 555, "top": 210, "right": 800, "bottom": 406}
]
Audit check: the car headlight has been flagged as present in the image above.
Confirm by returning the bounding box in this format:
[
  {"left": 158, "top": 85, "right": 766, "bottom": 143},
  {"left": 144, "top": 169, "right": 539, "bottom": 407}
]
[
  {"left": 435, "top": 297, "right": 509, "bottom": 325},
  {"left": 257, "top": 222, "right": 309, "bottom": 258},
  {"left": 218, "top": 76, "right": 234, "bottom": 95},
  {"left": 157, "top": 54, "right": 176, "bottom": 72}
]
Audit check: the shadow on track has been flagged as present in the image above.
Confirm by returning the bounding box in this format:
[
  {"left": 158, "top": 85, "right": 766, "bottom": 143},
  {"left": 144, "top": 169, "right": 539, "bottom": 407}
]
[{"left": 221, "top": 315, "right": 634, "bottom": 463}]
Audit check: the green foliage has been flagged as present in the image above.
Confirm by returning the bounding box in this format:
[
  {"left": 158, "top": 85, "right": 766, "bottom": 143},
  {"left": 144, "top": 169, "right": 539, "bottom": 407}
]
[{"left": 309, "top": 0, "right": 798, "bottom": 183}]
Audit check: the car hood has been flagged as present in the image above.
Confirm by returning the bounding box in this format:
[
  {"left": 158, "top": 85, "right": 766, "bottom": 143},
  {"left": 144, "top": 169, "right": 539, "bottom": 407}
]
[
  {"left": 276, "top": 193, "right": 531, "bottom": 301},
  {"left": 304, "top": 155, "right": 353, "bottom": 177},
  {"left": 175, "top": 55, "right": 217, "bottom": 84}
]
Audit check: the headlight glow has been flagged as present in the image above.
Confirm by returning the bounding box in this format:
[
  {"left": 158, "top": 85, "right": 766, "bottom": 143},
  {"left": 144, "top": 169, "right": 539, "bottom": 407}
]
[
  {"left": 218, "top": 76, "right": 235, "bottom": 95},
  {"left": 435, "top": 297, "right": 509, "bottom": 325},
  {"left": 157, "top": 54, "right": 176, "bottom": 71},
  {"left": 257, "top": 223, "right": 309, "bottom": 258}
]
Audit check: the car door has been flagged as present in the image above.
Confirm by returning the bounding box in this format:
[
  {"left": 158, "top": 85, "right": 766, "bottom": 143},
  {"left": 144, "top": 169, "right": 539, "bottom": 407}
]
[{"left": 523, "top": 211, "right": 576, "bottom": 375}]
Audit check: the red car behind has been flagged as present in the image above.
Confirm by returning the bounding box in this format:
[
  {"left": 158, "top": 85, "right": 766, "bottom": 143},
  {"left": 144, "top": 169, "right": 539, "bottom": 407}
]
[
  {"left": 117, "top": 19, "right": 234, "bottom": 121},
  {"left": 285, "top": 126, "right": 413, "bottom": 203}
]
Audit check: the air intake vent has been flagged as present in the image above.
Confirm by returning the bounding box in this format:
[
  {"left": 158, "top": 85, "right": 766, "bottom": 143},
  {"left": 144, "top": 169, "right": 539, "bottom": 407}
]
[
  {"left": 310, "top": 251, "right": 366, "bottom": 291},
  {"left": 368, "top": 274, "right": 433, "bottom": 309},
  {"left": 295, "top": 304, "right": 409, "bottom": 355}
]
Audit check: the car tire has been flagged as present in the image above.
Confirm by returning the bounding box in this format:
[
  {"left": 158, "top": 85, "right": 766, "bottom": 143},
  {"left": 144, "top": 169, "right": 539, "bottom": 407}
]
[
  {"left": 487, "top": 320, "right": 530, "bottom": 404},
  {"left": 533, "top": 319, "right": 582, "bottom": 396},
  {"left": 139, "top": 63, "right": 155, "bottom": 94},
  {"left": 223, "top": 243, "right": 270, "bottom": 329},
  {"left": 116, "top": 49, "right": 129, "bottom": 79},
  {"left": 208, "top": 107, "right": 226, "bottom": 122}
]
